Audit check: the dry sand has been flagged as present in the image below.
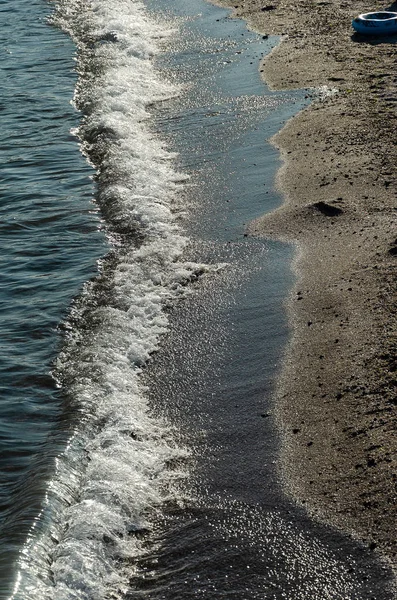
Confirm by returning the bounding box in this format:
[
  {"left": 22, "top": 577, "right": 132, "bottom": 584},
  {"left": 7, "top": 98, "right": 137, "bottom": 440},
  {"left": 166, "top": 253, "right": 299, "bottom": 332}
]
[{"left": 212, "top": 0, "right": 397, "bottom": 572}]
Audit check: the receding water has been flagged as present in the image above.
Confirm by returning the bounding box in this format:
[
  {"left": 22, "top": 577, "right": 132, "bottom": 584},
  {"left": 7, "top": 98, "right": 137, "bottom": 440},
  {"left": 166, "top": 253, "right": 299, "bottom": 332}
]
[{"left": 134, "top": 1, "right": 395, "bottom": 599}]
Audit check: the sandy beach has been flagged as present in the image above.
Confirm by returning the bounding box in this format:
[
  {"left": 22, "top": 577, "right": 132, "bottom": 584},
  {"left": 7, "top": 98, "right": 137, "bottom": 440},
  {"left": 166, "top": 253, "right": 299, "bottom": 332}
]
[{"left": 213, "top": 0, "right": 397, "bottom": 573}]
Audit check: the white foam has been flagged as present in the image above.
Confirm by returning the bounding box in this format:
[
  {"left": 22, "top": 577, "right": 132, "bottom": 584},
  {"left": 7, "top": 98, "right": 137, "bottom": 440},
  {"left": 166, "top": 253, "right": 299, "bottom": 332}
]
[
  {"left": 9, "top": 1, "right": 205, "bottom": 598},
  {"left": 312, "top": 85, "right": 339, "bottom": 101}
]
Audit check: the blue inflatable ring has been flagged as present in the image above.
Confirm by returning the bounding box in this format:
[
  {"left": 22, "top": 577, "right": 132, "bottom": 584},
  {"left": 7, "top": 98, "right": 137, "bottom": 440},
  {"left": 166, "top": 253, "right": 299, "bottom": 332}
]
[{"left": 352, "top": 11, "right": 397, "bottom": 35}]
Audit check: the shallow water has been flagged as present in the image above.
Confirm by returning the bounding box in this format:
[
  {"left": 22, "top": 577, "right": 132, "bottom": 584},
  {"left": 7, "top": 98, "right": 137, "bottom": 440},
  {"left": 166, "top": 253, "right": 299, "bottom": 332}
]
[
  {"left": 0, "top": 0, "right": 394, "bottom": 598},
  {"left": 132, "top": 1, "right": 395, "bottom": 598}
]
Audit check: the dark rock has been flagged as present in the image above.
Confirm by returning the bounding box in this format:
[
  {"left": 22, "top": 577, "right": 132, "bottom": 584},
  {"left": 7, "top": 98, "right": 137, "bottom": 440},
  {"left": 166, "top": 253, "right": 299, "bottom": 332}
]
[
  {"left": 369, "top": 541, "right": 377, "bottom": 551},
  {"left": 312, "top": 201, "right": 344, "bottom": 217}
]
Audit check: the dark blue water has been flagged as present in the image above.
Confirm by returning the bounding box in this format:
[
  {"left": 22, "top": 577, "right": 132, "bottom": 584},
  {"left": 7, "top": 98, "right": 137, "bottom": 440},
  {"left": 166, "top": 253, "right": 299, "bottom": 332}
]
[
  {"left": 0, "top": 0, "right": 106, "bottom": 591},
  {"left": 0, "top": 0, "right": 394, "bottom": 599}
]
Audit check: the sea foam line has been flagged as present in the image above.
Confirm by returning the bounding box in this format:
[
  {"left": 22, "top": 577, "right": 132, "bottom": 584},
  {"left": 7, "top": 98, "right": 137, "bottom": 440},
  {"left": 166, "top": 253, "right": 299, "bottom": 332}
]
[{"left": 9, "top": 1, "right": 208, "bottom": 599}]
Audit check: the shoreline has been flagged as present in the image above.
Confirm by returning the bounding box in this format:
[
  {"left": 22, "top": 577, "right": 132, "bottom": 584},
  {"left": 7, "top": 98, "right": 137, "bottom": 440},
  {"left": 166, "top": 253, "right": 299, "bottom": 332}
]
[{"left": 212, "top": 0, "right": 397, "bottom": 573}]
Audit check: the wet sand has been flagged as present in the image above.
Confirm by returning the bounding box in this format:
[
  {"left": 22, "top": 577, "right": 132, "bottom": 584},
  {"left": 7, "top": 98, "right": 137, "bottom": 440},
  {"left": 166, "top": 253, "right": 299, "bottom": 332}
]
[{"left": 212, "top": 0, "right": 397, "bottom": 573}]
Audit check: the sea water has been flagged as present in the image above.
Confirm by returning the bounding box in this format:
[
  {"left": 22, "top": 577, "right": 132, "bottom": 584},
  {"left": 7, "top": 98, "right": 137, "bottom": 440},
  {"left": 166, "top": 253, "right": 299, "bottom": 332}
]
[{"left": 0, "top": 0, "right": 394, "bottom": 599}]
